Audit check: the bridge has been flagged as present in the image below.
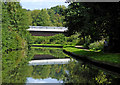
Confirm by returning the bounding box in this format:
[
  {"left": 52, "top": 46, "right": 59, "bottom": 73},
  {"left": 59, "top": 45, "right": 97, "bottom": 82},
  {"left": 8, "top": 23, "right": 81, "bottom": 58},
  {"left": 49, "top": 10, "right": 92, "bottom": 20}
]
[{"left": 27, "top": 26, "right": 68, "bottom": 36}]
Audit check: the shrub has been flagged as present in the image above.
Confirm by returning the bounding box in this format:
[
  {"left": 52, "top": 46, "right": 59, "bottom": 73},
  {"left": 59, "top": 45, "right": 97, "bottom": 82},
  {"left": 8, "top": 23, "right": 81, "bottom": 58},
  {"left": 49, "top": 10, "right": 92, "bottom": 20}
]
[
  {"left": 31, "top": 33, "right": 81, "bottom": 46},
  {"left": 89, "top": 40, "right": 104, "bottom": 51}
]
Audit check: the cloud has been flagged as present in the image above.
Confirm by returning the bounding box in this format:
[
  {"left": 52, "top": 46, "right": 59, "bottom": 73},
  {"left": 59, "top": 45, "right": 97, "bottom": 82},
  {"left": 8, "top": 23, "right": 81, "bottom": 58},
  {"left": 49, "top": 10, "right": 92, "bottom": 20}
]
[
  {"left": 20, "top": 1, "right": 69, "bottom": 10},
  {"left": 20, "top": 0, "right": 66, "bottom": 2}
]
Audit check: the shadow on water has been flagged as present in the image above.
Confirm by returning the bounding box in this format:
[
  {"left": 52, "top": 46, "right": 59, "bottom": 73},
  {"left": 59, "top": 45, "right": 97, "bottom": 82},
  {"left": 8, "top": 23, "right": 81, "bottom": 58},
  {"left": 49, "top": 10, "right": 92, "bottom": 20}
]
[
  {"left": 32, "top": 54, "right": 70, "bottom": 60},
  {"left": 63, "top": 50, "right": 120, "bottom": 75},
  {"left": 2, "top": 47, "right": 120, "bottom": 84}
]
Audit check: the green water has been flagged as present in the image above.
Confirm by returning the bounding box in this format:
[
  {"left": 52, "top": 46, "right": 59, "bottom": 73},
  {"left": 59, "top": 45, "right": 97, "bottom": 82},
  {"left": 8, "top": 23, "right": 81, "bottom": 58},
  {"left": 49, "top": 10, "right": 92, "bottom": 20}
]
[{"left": 2, "top": 47, "right": 120, "bottom": 84}]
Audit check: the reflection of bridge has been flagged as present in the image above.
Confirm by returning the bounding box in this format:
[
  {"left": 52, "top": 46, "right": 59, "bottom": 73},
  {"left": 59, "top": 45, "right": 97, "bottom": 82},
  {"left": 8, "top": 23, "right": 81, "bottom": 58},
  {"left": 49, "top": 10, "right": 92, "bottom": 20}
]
[
  {"left": 29, "top": 54, "right": 71, "bottom": 65},
  {"left": 27, "top": 26, "right": 68, "bottom": 36},
  {"left": 29, "top": 58, "right": 71, "bottom": 65}
]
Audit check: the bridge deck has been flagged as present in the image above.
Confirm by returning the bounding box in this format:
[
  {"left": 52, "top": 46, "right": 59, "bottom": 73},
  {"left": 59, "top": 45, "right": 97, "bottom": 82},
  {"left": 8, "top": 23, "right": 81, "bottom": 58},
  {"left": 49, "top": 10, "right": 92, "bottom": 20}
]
[
  {"left": 27, "top": 26, "right": 68, "bottom": 36},
  {"left": 27, "top": 26, "right": 68, "bottom": 32}
]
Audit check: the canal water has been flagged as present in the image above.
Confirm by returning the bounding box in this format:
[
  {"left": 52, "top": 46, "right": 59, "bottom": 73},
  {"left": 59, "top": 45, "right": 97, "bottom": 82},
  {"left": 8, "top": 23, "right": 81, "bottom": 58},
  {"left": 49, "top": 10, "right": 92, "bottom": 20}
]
[{"left": 2, "top": 47, "right": 120, "bottom": 84}]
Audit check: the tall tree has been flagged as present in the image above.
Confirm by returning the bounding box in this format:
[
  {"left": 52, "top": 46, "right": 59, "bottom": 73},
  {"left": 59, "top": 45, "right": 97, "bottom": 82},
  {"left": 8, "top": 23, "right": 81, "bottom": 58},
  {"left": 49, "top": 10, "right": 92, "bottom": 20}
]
[
  {"left": 51, "top": 5, "right": 66, "bottom": 15},
  {"left": 65, "top": 2, "right": 120, "bottom": 52},
  {"left": 64, "top": 3, "right": 93, "bottom": 43},
  {"left": 36, "top": 9, "right": 52, "bottom": 26},
  {"left": 50, "top": 5, "right": 66, "bottom": 26},
  {"left": 26, "top": 10, "right": 33, "bottom": 26},
  {"left": 2, "top": 2, "right": 31, "bottom": 52},
  {"left": 31, "top": 10, "right": 41, "bottom": 26},
  {"left": 29, "top": 5, "right": 66, "bottom": 26},
  {"left": 82, "top": 3, "right": 120, "bottom": 52}
]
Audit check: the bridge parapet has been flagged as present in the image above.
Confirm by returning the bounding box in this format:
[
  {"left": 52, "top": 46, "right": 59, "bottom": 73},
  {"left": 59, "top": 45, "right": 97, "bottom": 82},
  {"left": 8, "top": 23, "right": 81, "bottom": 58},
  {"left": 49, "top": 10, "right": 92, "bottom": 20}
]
[{"left": 27, "top": 26, "right": 68, "bottom": 32}]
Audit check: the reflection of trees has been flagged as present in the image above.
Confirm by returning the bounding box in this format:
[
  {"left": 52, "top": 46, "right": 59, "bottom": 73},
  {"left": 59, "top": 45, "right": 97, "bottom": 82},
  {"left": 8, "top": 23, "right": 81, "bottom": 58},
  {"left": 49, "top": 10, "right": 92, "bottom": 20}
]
[
  {"left": 2, "top": 49, "right": 34, "bottom": 83},
  {"left": 30, "top": 48, "right": 120, "bottom": 84},
  {"left": 50, "top": 64, "right": 67, "bottom": 80},
  {"left": 63, "top": 60, "right": 119, "bottom": 84},
  {"left": 33, "top": 48, "right": 69, "bottom": 58},
  {"left": 32, "top": 65, "right": 51, "bottom": 79},
  {"left": 95, "top": 71, "right": 111, "bottom": 84},
  {"left": 3, "top": 48, "right": 119, "bottom": 84},
  {"left": 64, "top": 61, "right": 95, "bottom": 84},
  {"left": 31, "top": 64, "right": 67, "bottom": 80},
  {"left": 27, "top": 48, "right": 70, "bottom": 80}
]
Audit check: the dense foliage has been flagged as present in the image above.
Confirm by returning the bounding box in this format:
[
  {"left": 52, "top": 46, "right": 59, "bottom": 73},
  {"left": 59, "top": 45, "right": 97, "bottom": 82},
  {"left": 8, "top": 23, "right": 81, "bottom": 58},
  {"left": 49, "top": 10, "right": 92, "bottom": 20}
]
[
  {"left": 64, "top": 2, "right": 120, "bottom": 52},
  {"left": 2, "top": 50, "right": 33, "bottom": 83},
  {"left": 89, "top": 39, "right": 104, "bottom": 51},
  {"left": 31, "top": 33, "right": 81, "bottom": 46},
  {"left": 2, "top": 2, "right": 32, "bottom": 53},
  {"left": 2, "top": 2, "right": 32, "bottom": 83},
  {"left": 28, "top": 5, "right": 66, "bottom": 27}
]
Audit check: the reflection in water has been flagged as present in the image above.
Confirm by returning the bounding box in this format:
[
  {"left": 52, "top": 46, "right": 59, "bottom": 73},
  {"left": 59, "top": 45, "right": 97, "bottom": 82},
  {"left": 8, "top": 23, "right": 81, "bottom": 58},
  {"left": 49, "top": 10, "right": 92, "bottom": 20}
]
[
  {"left": 26, "top": 77, "right": 63, "bottom": 83},
  {"left": 2, "top": 47, "right": 120, "bottom": 84},
  {"left": 29, "top": 58, "right": 71, "bottom": 65},
  {"left": 2, "top": 49, "right": 34, "bottom": 83},
  {"left": 33, "top": 48, "right": 69, "bottom": 58}
]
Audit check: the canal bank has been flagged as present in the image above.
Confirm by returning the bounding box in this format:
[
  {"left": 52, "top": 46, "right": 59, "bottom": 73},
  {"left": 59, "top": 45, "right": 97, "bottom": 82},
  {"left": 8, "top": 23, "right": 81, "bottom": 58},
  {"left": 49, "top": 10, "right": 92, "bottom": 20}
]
[
  {"left": 32, "top": 44, "right": 120, "bottom": 67},
  {"left": 33, "top": 44, "right": 120, "bottom": 74},
  {"left": 31, "top": 44, "right": 120, "bottom": 65},
  {"left": 31, "top": 44, "right": 120, "bottom": 75},
  {"left": 63, "top": 49, "right": 120, "bottom": 75},
  {"left": 28, "top": 47, "right": 120, "bottom": 84}
]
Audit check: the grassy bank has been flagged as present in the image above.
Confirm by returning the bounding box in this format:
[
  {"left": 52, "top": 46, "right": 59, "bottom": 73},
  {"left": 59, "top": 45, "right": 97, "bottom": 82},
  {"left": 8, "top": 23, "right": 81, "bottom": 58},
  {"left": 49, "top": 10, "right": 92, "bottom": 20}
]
[
  {"left": 32, "top": 44, "right": 62, "bottom": 46},
  {"left": 31, "top": 44, "right": 120, "bottom": 66},
  {"left": 31, "top": 44, "right": 75, "bottom": 47},
  {"left": 31, "top": 47, "right": 61, "bottom": 49},
  {"left": 63, "top": 47, "right": 120, "bottom": 67}
]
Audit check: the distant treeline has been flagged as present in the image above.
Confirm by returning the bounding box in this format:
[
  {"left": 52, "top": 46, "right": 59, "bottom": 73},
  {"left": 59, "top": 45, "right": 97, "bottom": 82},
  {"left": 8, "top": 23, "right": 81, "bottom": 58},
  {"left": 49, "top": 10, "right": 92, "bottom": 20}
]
[{"left": 27, "top": 5, "right": 66, "bottom": 27}]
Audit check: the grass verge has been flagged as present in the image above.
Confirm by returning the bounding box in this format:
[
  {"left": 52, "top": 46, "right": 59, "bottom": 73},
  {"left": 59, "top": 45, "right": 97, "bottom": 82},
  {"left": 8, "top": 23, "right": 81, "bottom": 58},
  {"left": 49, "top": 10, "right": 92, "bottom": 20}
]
[
  {"left": 63, "top": 47, "right": 120, "bottom": 67},
  {"left": 31, "top": 44, "right": 75, "bottom": 47},
  {"left": 31, "top": 47, "right": 61, "bottom": 49},
  {"left": 32, "top": 44, "right": 62, "bottom": 46}
]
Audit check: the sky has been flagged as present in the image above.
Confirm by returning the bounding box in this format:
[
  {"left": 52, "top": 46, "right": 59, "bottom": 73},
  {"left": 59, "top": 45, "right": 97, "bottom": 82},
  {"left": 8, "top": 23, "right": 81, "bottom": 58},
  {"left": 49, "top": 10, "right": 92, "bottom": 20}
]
[{"left": 20, "top": 0, "right": 69, "bottom": 10}]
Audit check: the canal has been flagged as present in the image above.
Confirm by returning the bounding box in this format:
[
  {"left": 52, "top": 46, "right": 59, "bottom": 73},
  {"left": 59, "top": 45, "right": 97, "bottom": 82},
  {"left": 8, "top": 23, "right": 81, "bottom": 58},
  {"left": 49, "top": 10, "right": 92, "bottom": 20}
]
[{"left": 2, "top": 47, "right": 120, "bottom": 84}]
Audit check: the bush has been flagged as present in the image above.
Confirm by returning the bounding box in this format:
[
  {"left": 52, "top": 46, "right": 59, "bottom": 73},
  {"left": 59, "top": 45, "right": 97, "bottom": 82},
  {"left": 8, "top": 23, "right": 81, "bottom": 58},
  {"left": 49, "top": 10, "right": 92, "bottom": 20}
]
[
  {"left": 31, "top": 33, "right": 81, "bottom": 46},
  {"left": 89, "top": 40, "right": 104, "bottom": 51}
]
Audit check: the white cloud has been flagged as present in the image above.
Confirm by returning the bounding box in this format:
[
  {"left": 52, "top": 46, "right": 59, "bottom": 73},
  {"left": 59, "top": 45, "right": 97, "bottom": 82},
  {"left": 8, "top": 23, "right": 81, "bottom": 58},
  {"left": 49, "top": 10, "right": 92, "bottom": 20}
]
[
  {"left": 20, "top": 0, "right": 69, "bottom": 10},
  {"left": 20, "top": 0, "right": 66, "bottom": 2}
]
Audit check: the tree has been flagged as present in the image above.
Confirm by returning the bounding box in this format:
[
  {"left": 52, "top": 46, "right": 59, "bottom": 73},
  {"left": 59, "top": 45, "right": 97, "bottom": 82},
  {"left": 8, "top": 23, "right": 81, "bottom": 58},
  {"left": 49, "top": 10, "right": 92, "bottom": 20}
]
[
  {"left": 31, "top": 10, "right": 41, "bottom": 26},
  {"left": 48, "top": 9, "right": 56, "bottom": 26},
  {"left": 65, "top": 2, "right": 120, "bottom": 52},
  {"left": 36, "top": 9, "right": 52, "bottom": 26},
  {"left": 2, "top": 1, "right": 31, "bottom": 52},
  {"left": 82, "top": 3, "right": 120, "bottom": 52},
  {"left": 51, "top": 5, "right": 66, "bottom": 15},
  {"left": 50, "top": 5, "right": 66, "bottom": 26},
  {"left": 64, "top": 3, "right": 93, "bottom": 44},
  {"left": 29, "top": 5, "right": 66, "bottom": 27}
]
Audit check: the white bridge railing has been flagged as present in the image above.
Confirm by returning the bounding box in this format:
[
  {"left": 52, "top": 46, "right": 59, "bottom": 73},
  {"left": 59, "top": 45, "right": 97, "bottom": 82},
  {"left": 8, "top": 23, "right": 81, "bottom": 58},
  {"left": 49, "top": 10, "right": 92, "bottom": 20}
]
[
  {"left": 29, "top": 26, "right": 67, "bottom": 29},
  {"left": 27, "top": 26, "right": 68, "bottom": 32}
]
